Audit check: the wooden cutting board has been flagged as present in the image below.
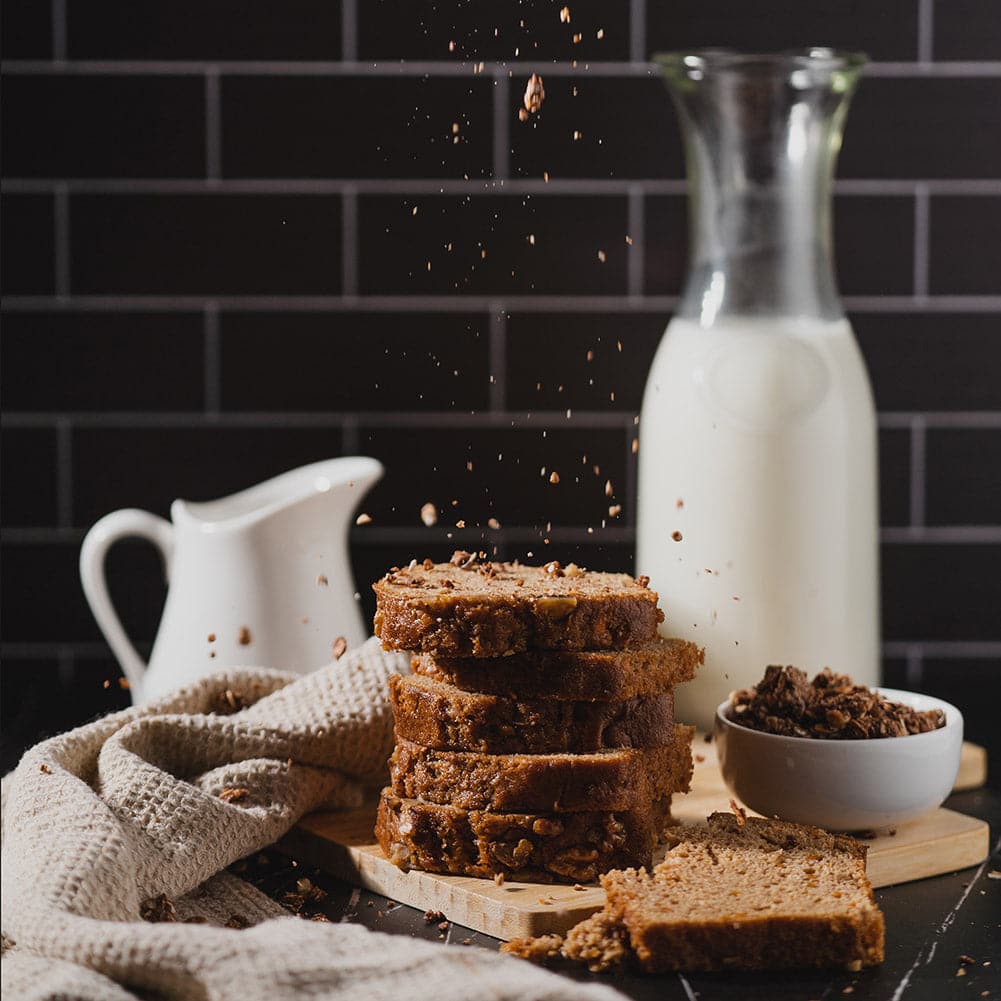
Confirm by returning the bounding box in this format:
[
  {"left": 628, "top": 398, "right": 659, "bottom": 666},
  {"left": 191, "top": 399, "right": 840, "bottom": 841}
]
[{"left": 280, "top": 741, "right": 989, "bottom": 941}]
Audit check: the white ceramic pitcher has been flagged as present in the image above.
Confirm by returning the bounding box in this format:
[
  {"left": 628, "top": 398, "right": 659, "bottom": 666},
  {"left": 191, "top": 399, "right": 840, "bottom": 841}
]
[{"left": 80, "top": 456, "right": 382, "bottom": 703}]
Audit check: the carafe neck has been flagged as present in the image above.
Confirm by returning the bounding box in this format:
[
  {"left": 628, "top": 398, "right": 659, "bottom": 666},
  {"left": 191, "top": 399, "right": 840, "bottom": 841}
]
[{"left": 658, "top": 50, "right": 865, "bottom": 326}]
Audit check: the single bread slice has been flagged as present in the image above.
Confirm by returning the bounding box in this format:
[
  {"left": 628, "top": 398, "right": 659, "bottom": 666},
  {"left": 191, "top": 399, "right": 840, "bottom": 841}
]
[
  {"left": 375, "top": 788, "right": 674, "bottom": 884},
  {"left": 389, "top": 727, "right": 694, "bottom": 813},
  {"left": 373, "top": 556, "right": 662, "bottom": 657},
  {"left": 413, "top": 637, "right": 702, "bottom": 701},
  {"left": 390, "top": 673, "right": 675, "bottom": 754},
  {"left": 503, "top": 812, "right": 885, "bottom": 973}
]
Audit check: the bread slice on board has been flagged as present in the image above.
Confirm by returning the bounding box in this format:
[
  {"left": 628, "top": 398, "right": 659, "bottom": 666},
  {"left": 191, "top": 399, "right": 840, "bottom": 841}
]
[
  {"left": 504, "top": 812, "right": 885, "bottom": 972},
  {"left": 375, "top": 789, "right": 674, "bottom": 884},
  {"left": 390, "top": 673, "right": 676, "bottom": 754},
  {"left": 389, "top": 727, "right": 694, "bottom": 813},
  {"left": 373, "top": 557, "right": 662, "bottom": 657},
  {"left": 413, "top": 637, "right": 702, "bottom": 701}
]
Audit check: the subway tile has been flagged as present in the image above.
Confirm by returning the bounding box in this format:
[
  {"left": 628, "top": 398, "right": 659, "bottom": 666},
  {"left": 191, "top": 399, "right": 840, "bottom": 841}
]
[
  {"left": 510, "top": 77, "right": 684, "bottom": 180},
  {"left": 835, "top": 196, "right": 915, "bottom": 296},
  {"left": 359, "top": 194, "right": 628, "bottom": 295},
  {"left": 506, "top": 311, "right": 665, "bottom": 411},
  {"left": 1, "top": 195, "right": 54, "bottom": 295},
  {"left": 642, "top": 195, "right": 687, "bottom": 295},
  {"left": 219, "top": 312, "right": 490, "bottom": 412},
  {"left": 0, "top": 429, "right": 59, "bottom": 527},
  {"left": 223, "top": 76, "right": 493, "bottom": 180},
  {"left": 358, "top": 1, "right": 628, "bottom": 61},
  {"left": 1, "top": 0, "right": 51, "bottom": 58},
  {"left": 0, "top": 312, "right": 205, "bottom": 412},
  {"left": 70, "top": 195, "right": 341, "bottom": 294},
  {"left": 852, "top": 313, "right": 1001, "bottom": 412},
  {"left": 840, "top": 78, "right": 1001, "bottom": 180},
  {"left": 1, "top": 539, "right": 165, "bottom": 643},
  {"left": 2, "top": 75, "right": 205, "bottom": 179},
  {"left": 881, "top": 543, "right": 1001, "bottom": 641},
  {"left": 72, "top": 427, "right": 345, "bottom": 526},
  {"left": 926, "top": 429, "right": 1001, "bottom": 526},
  {"left": 646, "top": 0, "right": 919, "bottom": 61},
  {"left": 66, "top": 0, "right": 341, "bottom": 60},
  {"left": 929, "top": 197, "right": 1001, "bottom": 295},
  {"left": 355, "top": 426, "right": 629, "bottom": 529},
  {"left": 879, "top": 428, "right": 911, "bottom": 528},
  {"left": 933, "top": 0, "right": 1001, "bottom": 60},
  {"left": 646, "top": 195, "right": 914, "bottom": 298},
  {"left": 919, "top": 657, "right": 1001, "bottom": 780},
  {"left": 0, "top": 656, "right": 133, "bottom": 771}
]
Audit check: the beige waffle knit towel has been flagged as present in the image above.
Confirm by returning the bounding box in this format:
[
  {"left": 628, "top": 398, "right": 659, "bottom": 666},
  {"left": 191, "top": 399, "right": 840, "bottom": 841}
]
[{"left": 1, "top": 637, "right": 623, "bottom": 1001}]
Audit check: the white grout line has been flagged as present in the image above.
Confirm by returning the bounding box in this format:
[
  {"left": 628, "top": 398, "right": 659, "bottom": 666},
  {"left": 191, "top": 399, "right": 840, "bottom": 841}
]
[
  {"left": 880, "top": 526, "right": 1001, "bottom": 543},
  {"left": 205, "top": 69, "right": 222, "bottom": 180},
  {"left": 50, "top": 0, "right": 66, "bottom": 62},
  {"left": 629, "top": 0, "right": 646, "bottom": 63},
  {"left": 905, "top": 645, "right": 924, "bottom": 687},
  {"left": 910, "top": 414, "right": 927, "bottom": 528},
  {"left": 3, "top": 59, "right": 1000, "bottom": 77},
  {"left": 491, "top": 72, "right": 510, "bottom": 180},
  {"left": 341, "top": 414, "right": 359, "bottom": 453},
  {"left": 3, "top": 293, "right": 1001, "bottom": 314},
  {"left": 4, "top": 178, "right": 1000, "bottom": 196},
  {"left": 913, "top": 183, "right": 930, "bottom": 298},
  {"left": 55, "top": 418, "right": 73, "bottom": 527},
  {"left": 883, "top": 641, "right": 1001, "bottom": 658},
  {"left": 917, "top": 0, "right": 935, "bottom": 64},
  {"left": 341, "top": 184, "right": 358, "bottom": 296},
  {"left": 53, "top": 183, "right": 70, "bottom": 297},
  {"left": 340, "top": 0, "right": 357, "bottom": 62},
  {"left": 627, "top": 184, "right": 645, "bottom": 297},
  {"left": 488, "top": 304, "right": 507, "bottom": 411},
  {"left": 879, "top": 411, "right": 1001, "bottom": 430},
  {"left": 203, "top": 303, "right": 221, "bottom": 413}
]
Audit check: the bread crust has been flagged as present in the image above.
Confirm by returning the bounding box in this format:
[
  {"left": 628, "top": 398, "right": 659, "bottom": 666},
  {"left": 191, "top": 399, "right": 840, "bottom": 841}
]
[
  {"left": 390, "top": 673, "right": 675, "bottom": 754},
  {"left": 373, "top": 562, "right": 663, "bottom": 657},
  {"left": 414, "top": 638, "right": 703, "bottom": 700},
  {"left": 389, "top": 727, "right": 694, "bottom": 813},
  {"left": 375, "top": 788, "right": 673, "bottom": 884}
]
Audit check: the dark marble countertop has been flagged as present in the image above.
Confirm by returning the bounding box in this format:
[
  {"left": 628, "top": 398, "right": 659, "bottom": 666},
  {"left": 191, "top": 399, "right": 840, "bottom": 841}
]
[{"left": 242, "top": 787, "right": 1001, "bottom": 1001}]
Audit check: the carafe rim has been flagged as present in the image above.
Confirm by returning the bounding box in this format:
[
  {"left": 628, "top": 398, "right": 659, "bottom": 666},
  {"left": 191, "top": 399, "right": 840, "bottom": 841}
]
[
  {"left": 653, "top": 47, "right": 868, "bottom": 77},
  {"left": 171, "top": 455, "right": 383, "bottom": 531}
]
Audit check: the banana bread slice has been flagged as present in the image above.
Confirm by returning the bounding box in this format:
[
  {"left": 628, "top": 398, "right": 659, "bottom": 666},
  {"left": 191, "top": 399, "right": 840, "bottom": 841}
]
[
  {"left": 390, "top": 673, "right": 675, "bottom": 754},
  {"left": 413, "top": 637, "right": 702, "bottom": 700},
  {"left": 504, "top": 812, "right": 885, "bottom": 972},
  {"left": 376, "top": 789, "right": 674, "bottom": 884},
  {"left": 389, "top": 727, "right": 694, "bottom": 813},
  {"left": 373, "top": 556, "right": 662, "bottom": 657}
]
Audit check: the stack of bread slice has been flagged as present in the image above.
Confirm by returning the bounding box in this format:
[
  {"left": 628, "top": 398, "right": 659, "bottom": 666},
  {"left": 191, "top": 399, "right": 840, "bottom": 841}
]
[{"left": 372, "top": 553, "right": 702, "bottom": 884}]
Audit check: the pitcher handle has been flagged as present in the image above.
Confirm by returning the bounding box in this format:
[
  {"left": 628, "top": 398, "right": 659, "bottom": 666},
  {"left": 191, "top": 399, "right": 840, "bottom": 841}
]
[{"left": 80, "top": 509, "right": 174, "bottom": 699}]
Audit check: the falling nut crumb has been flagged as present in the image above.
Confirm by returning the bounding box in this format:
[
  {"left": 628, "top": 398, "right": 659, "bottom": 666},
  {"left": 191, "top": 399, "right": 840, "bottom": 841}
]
[
  {"left": 331, "top": 636, "right": 347, "bottom": 660},
  {"left": 118, "top": 677, "right": 131, "bottom": 690},
  {"left": 559, "top": 5, "right": 570, "bottom": 23},
  {"left": 604, "top": 479, "right": 614, "bottom": 497},
  {"left": 518, "top": 107, "right": 529, "bottom": 122},
  {"left": 207, "top": 632, "right": 216, "bottom": 642},
  {"left": 672, "top": 530, "right": 683, "bottom": 542},
  {"left": 355, "top": 513, "right": 372, "bottom": 525},
  {"left": 494, "top": 871, "right": 505, "bottom": 886},
  {"left": 608, "top": 504, "right": 622, "bottom": 518},
  {"left": 316, "top": 575, "right": 328, "bottom": 587},
  {"left": 549, "top": 471, "right": 560, "bottom": 484},
  {"left": 597, "top": 250, "right": 606, "bottom": 263},
  {"left": 455, "top": 519, "right": 466, "bottom": 529},
  {"left": 523, "top": 73, "right": 545, "bottom": 114},
  {"left": 39, "top": 763, "right": 52, "bottom": 774},
  {"left": 237, "top": 626, "right": 252, "bottom": 645},
  {"left": 420, "top": 502, "right": 438, "bottom": 528}
]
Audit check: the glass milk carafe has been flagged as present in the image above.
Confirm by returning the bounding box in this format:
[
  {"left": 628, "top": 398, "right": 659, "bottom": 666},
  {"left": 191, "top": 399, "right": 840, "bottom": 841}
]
[{"left": 637, "top": 50, "right": 879, "bottom": 731}]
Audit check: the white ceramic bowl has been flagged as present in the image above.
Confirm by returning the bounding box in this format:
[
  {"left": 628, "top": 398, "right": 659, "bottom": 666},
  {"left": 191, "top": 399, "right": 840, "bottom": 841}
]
[{"left": 714, "top": 688, "right": 963, "bottom": 832}]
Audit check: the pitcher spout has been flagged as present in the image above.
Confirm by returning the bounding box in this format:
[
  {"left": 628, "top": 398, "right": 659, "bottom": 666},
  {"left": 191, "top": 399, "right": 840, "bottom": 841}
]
[{"left": 172, "top": 456, "right": 384, "bottom": 531}]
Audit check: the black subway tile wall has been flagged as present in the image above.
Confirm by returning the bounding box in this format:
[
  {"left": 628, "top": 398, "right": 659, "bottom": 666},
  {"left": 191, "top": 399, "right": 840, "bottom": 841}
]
[{"left": 2, "top": 1, "right": 999, "bottom": 774}]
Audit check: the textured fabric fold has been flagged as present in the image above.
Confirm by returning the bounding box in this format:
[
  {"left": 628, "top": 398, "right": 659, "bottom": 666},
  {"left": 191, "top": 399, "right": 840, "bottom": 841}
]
[{"left": 2, "top": 638, "right": 623, "bottom": 1001}]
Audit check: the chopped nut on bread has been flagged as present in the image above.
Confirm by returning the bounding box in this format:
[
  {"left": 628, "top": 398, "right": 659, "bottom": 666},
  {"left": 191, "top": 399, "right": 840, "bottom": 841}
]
[{"left": 373, "top": 557, "right": 663, "bottom": 657}]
